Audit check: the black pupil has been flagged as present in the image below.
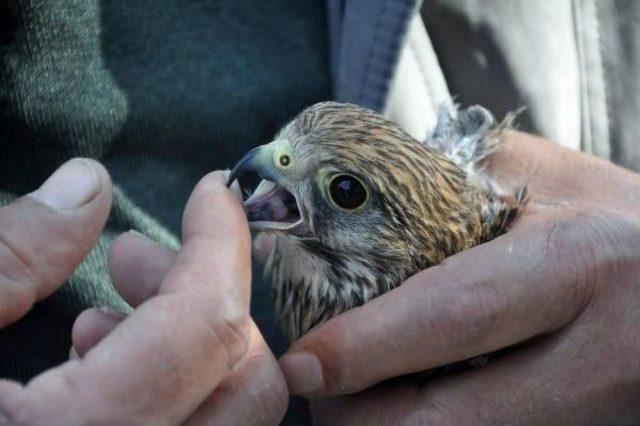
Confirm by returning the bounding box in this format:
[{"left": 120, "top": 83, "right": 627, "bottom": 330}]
[
  {"left": 279, "top": 155, "right": 290, "bottom": 166},
  {"left": 329, "top": 175, "right": 367, "bottom": 209}
]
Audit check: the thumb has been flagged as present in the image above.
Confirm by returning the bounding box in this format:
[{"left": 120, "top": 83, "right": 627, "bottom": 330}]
[{"left": 0, "top": 158, "right": 112, "bottom": 327}]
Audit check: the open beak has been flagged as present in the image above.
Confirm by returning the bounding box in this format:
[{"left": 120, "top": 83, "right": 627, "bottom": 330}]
[{"left": 227, "top": 143, "right": 305, "bottom": 233}]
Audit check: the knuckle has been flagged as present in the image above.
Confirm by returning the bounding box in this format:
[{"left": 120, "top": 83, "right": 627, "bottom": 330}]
[
  {"left": 539, "top": 211, "right": 590, "bottom": 262},
  {"left": 211, "top": 351, "right": 288, "bottom": 425},
  {"left": 537, "top": 207, "right": 637, "bottom": 316},
  {"left": 0, "top": 387, "right": 33, "bottom": 426},
  {"left": 0, "top": 227, "right": 38, "bottom": 288},
  {"left": 431, "top": 277, "right": 503, "bottom": 350},
  {"left": 537, "top": 209, "right": 585, "bottom": 251},
  {"left": 0, "top": 231, "right": 38, "bottom": 322},
  {"left": 202, "top": 308, "right": 251, "bottom": 370},
  {"left": 304, "top": 326, "right": 358, "bottom": 393}
]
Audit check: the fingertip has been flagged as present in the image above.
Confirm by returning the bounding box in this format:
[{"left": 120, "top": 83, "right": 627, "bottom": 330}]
[
  {"left": 221, "top": 169, "right": 243, "bottom": 203},
  {"left": 196, "top": 171, "right": 243, "bottom": 207},
  {"left": 28, "top": 158, "right": 112, "bottom": 212},
  {"left": 0, "top": 158, "right": 113, "bottom": 326},
  {"left": 189, "top": 171, "right": 243, "bottom": 216},
  {"left": 280, "top": 301, "right": 406, "bottom": 397},
  {"left": 108, "top": 231, "right": 154, "bottom": 281},
  {"left": 78, "top": 158, "right": 112, "bottom": 189},
  {"left": 109, "top": 231, "right": 176, "bottom": 306},
  {"left": 182, "top": 171, "right": 249, "bottom": 248},
  {"left": 107, "top": 233, "right": 136, "bottom": 292},
  {"left": 196, "top": 170, "right": 230, "bottom": 193},
  {"left": 279, "top": 351, "right": 325, "bottom": 396},
  {"left": 72, "top": 307, "right": 125, "bottom": 357}
]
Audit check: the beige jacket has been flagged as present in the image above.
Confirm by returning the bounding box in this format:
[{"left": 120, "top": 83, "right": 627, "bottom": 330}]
[{"left": 385, "top": 0, "right": 640, "bottom": 171}]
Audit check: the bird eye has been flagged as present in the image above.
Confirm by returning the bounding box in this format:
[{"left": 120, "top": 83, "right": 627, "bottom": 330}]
[
  {"left": 279, "top": 155, "right": 291, "bottom": 167},
  {"left": 329, "top": 174, "right": 368, "bottom": 210}
]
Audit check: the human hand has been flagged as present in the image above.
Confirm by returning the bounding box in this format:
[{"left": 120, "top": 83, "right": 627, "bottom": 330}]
[
  {"left": 0, "top": 159, "right": 287, "bottom": 425},
  {"left": 278, "top": 131, "right": 640, "bottom": 425}
]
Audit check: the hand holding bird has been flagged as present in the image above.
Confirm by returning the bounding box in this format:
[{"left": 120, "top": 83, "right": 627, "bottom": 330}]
[{"left": 281, "top": 131, "right": 640, "bottom": 425}]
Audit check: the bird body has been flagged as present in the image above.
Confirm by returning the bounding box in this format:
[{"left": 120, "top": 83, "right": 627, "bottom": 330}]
[{"left": 228, "top": 102, "right": 525, "bottom": 342}]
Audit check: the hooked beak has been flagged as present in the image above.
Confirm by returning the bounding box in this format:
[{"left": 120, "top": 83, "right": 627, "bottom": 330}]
[
  {"left": 227, "top": 143, "right": 306, "bottom": 233},
  {"left": 226, "top": 144, "right": 282, "bottom": 189}
]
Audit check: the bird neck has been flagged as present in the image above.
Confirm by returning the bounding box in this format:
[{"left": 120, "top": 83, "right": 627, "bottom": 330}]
[{"left": 266, "top": 234, "right": 411, "bottom": 342}]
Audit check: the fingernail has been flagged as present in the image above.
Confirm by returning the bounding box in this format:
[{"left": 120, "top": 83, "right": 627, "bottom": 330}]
[
  {"left": 29, "top": 159, "right": 100, "bottom": 210},
  {"left": 280, "top": 351, "right": 324, "bottom": 395},
  {"left": 221, "top": 169, "right": 243, "bottom": 202}
]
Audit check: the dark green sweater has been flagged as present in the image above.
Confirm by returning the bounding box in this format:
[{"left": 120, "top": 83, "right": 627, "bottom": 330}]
[{"left": 1, "top": 0, "right": 330, "bottom": 422}]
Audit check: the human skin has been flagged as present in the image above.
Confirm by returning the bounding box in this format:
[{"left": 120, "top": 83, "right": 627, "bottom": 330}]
[
  {"left": 276, "top": 131, "right": 640, "bottom": 425},
  {"left": 0, "top": 160, "right": 287, "bottom": 425}
]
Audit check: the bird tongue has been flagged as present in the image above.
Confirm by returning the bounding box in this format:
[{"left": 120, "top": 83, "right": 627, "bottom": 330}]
[{"left": 244, "top": 180, "right": 299, "bottom": 223}]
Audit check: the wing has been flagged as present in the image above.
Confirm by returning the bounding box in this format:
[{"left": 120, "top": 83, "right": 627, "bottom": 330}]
[
  {"left": 424, "top": 104, "right": 512, "bottom": 176},
  {"left": 425, "top": 104, "right": 527, "bottom": 241}
]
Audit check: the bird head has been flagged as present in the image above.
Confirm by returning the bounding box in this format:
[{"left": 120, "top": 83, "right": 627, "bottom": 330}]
[
  {"left": 228, "top": 102, "right": 473, "bottom": 262},
  {"left": 228, "top": 102, "right": 523, "bottom": 341}
]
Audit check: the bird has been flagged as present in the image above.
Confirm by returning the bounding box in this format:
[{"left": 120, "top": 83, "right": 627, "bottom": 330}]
[{"left": 227, "top": 101, "right": 526, "bottom": 343}]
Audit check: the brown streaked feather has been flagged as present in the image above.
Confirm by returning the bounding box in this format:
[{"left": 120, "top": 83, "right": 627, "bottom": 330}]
[{"left": 262, "top": 102, "right": 526, "bottom": 341}]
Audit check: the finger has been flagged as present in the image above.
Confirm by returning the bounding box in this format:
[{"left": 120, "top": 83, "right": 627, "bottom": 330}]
[
  {"left": 184, "top": 321, "right": 288, "bottom": 426},
  {"left": 73, "top": 234, "right": 175, "bottom": 357},
  {"left": 488, "top": 131, "right": 639, "bottom": 205},
  {"left": 109, "top": 231, "right": 176, "bottom": 307},
  {"left": 0, "top": 158, "right": 112, "bottom": 327},
  {"left": 311, "top": 323, "right": 638, "bottom": 425},
  {"left": 0, "top": 171, "right": 253, "bottom": 424},
  {"left": 71, "top": 307, "right": 126, "bottom": 357},
  {"left": 280, "top": 211, "right": 598, "bottom": 396},
  {"left": 72, "top": 315, "right": 289, "bottom": 425}
]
